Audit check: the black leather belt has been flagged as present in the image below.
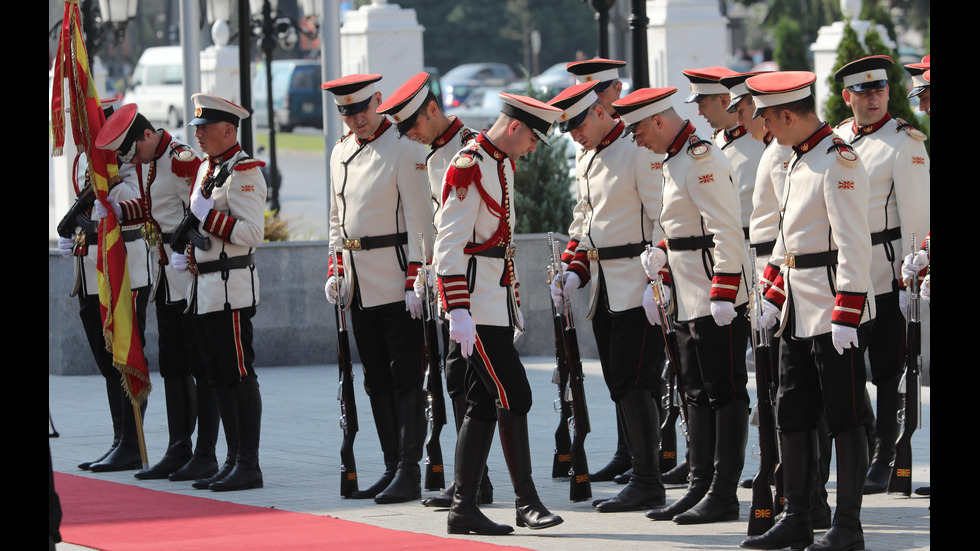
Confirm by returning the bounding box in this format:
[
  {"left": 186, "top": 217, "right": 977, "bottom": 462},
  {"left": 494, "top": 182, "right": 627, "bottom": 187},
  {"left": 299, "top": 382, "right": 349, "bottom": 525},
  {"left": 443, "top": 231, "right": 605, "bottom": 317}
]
[
  {"left": 193, "top": 253, "right": 255, "bottom": 275},
  {"left": 871, "top": 227, "right": 902, "bottom": 246},
  {"left": 583, "top": 242, "right": 649, "bottom": 261},
  {"left": 82, "top": 227, "right": 143, "bottom": 245},
  {"left": 783, "top": 250, "right": 837, "bottom": 269},
  {"left": 343, "top": 232, "right": 408, "bottom": 251},
  {"left": 750, "top": 239, "right": 776, "bottom": 257},
  {"left": 466, "top": 243, "right": 516, "bottom": 259},
  {"left": 743, "top": 227, "right": 750, "bottom": 240},
  {"left": 665, "top": 235, "right": 714, "bottom": 251}
]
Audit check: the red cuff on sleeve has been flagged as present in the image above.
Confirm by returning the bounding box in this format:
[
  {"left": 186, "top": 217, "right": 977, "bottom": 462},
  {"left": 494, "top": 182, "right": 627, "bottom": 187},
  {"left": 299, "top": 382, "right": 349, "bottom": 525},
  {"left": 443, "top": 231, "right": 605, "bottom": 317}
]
[
  {"left": 561, "top": 238, "right": 579, "bottom": 265},
  {"left": 328, "top": 253, "right": 344, "bottom": 278},
  {"left": 438, "top": 274, "right": 470, "bottom": 312},
  {"left": 405, "top": 262, "right": 421, "bottom": 290},
  {"left": 833, "top": 291, "right": 867, "bottom": 328},
  {"left": 764, "top": 273, "right": 786, "bottom": 309},
  {"left": 710, "top": 272, "right": 741, "bottom": 302},
  {"left": 567, "top": 249, "right": 591, "bottom": 285},
  {"left": 202, "top": 209, "right": 236, "bottom": 242}
]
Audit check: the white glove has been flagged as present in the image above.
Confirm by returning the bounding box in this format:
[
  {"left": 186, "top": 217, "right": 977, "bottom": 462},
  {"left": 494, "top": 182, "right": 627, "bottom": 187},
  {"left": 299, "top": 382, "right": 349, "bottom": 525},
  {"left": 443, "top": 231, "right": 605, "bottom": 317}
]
[
  {"left": 324, "top": 275, "right": 348, "bottom": 305},
  {"left": 640, "top": 247, "right": 667, "bottom": 280},
  {"left": 58, "top": 236, "right": 74, "bottom": 257},
  {"left": 901, "top": 250, "right": 929, "bottom": 284},
  {"left": 549, "top": 272, "right": 580, "bottom": 308},
  {"left": 831, "top": 324, "right": 859, "bottom": 356},
  {"left": 94, "top": 196, "right": 121, "bottom": 220},
  {"left": 190, "top": 186, "right": 214, "bottom": 220},
  {"left": 171, "top": 252, "right": 188, "bottom": 273},
  {"left": 449, "top": 309, "right": 477, "bottom": 358},
  {"left": 759, "top": 300, "right": 779, "bottom": 329},
  {"left": 710, "top": 301, "right": 737, "bottom": 326},
  {"left": 920, "top": 274, "right": 930, "bottom": 303},
  {"left": 405, "top": 290, "right": 422, "bottom": 319},
  {"left": 642, "top": 284, "right": 663, "bottom": 326}
]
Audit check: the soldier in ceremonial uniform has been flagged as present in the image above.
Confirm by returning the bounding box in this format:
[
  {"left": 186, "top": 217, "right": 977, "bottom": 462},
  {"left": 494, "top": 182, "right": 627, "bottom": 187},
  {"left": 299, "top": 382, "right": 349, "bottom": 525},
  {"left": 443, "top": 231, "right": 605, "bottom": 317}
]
[
  {"left": 170, "top": 93, "right": 267, "bottom": 492},
  {"left": 562, "top": 57, "right": 638, "bottom": 484},
  {"left": 724, "top": 71, "right": 835, "bottom": 528},
  {"left": 322, "top": 74, "right": 434, "bottom": 504},
  {"left": 832, "top": 55, "right": 930, "bottom": 495},
  {"left": 376, "top": 72, "right": 494, "bottom": 509},
  {"left": 905, "top": 56, "right": 930, "bottom": 117},
  {"left": 614, "top": 88, "right": 752, "bottom": 525},
  {"left": 57, "top": 98, "right": 152, "bottom": 473},
  {"left": 547, "top": 80, "right": 667, "bottom": 512},
  {"left": 683, "top": 67, "right": 766, "bottom": 247},
  {"left": 94, "top": 104, "right": 222, "bottom": 484},
  {"left": 434, "top": 92, "right": 564, "bottom": 535},
  {"left": 740, "top": 71, "right": 875, "bottom": 551}
]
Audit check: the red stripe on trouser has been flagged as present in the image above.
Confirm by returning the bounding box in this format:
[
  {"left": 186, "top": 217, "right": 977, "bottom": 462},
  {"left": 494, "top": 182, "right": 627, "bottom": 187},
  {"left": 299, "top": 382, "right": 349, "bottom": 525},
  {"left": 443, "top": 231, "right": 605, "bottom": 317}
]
[
  {"left": 474, "top": 335, "right": 508, "bottom": 410},
  {"left": 232, "top": 310, "right": 246, "bottom": 380}
]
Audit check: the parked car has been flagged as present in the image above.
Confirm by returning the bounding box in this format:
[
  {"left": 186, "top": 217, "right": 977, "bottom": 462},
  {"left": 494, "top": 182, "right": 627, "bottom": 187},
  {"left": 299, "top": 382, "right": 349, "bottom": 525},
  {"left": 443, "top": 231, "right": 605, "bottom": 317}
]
[
  {"left": 123, "top": 46, "right": 184, "bottom": 128},
  {"left": 441, "top": 62, "right": 517, "bottom": 109},
  {"left": 529, "top": 62, "right": 577, "bottom": 96},
  {"left": 445, "top": 86, "right": 506, "bottom": 132},
  {"left": 253, "top": 59, "right": 323, "bottom": 132}
]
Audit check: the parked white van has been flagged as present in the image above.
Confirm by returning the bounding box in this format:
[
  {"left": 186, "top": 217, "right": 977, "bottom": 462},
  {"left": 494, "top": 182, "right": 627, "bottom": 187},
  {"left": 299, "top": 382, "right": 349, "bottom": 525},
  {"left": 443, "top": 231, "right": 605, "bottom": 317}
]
[{"left": 123, "top": 46, "right": 184, "bottom": 128}]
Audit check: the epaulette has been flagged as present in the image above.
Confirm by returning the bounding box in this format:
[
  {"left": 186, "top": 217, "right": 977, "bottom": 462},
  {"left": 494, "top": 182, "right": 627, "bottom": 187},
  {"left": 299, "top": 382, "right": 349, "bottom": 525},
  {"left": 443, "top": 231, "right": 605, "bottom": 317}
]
[
  {"left": 826, "top": 137, "right": 859, "bottom": 166},
  {"left": 686, "top": 136, "right": 712, "bottom": 160},
  {"left": 338, "top": 129, "right": 353, "bottom": 144},
  {"left": 894, "top": 117, "right": 927, "bottom": 141},
  {"left": 168, "top": 142, "right": 200, "bottom": 177},
  {"left": 835, "top": 117, "right": 854, "bottom": 131},
  {"left": 234, "top": 157, "right": 266, "bottom": 171},
  {"left": 444, "top": 147, "right": 483, "bottom": 202},
  {"left": 451, "top": 145, "right": 483, "bottom": 169}
]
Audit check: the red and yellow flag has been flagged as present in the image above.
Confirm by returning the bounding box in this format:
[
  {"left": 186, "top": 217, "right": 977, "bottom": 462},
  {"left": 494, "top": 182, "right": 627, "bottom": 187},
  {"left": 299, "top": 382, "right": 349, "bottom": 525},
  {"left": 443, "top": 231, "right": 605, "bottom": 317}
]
[{"left": 52, "top": 0, "right": 150, "bottom": 404}]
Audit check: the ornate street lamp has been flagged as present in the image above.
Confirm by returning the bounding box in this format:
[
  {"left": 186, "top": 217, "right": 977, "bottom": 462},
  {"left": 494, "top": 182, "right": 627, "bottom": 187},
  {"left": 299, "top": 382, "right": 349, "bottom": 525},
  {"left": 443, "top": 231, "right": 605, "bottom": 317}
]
[{"left": 587, "top": 0, "right": 618, "bottom": 59}]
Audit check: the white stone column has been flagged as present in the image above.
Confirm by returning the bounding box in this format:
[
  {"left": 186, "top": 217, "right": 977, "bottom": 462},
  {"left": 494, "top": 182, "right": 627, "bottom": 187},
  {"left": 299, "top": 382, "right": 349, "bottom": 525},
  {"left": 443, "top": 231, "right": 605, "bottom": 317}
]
[
  {"left": 339, "top": 0, "right": 424, "bottom": 102},
  {"left": 645, "top": 0, "right": 729, "bottom": 132},
  {"left": 810, "top": 0, "right": 895, "bottom": 117}
]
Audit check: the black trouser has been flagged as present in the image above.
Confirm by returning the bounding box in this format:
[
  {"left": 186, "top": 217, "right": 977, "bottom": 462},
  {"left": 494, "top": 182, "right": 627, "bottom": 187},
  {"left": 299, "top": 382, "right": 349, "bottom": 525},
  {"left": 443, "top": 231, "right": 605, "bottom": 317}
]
[
  {"left": 190, "top": 307, "right": 257, "bottom": 389},
  {"left": 592, "top": 301, "right": 665, "bottom": 401},
  {"left": 350, "top": 300, "right": 426, "bottom": 396},
  {"left": 461, "top": 325, "right": 533, "bottom": 421},
  {"left": 674, "top": 308, "right": 751, "bottom": 409},
  {"left": 867, "top": 293, "right": 906, "bottom": 385}
]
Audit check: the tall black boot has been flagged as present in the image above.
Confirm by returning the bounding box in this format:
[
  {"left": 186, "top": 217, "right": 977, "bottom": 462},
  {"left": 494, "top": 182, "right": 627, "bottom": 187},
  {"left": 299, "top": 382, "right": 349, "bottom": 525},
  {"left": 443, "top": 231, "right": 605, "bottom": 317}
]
[
  {"left": 647, "top": 403, "right": 713, "bottom": 520},
  {"left": 90, "top": 391, "right": 146, "bottom": 472},
  {"left": 863, "top": 373, "right": 900, "bottom": 494},
  {"left": 447, "top": 416, "right": 512, "bottom": 535},
  {"left": 193, "top": 384, "right": 239, "bottom": 490},
  {"left": 807, "top": 427, "right": 868, "bottom": 551},
  {"left": 170, "top": 381, "right": 220, "bottom": 481},
  {"left": 811, "top": 415, "right": 833, "bottom": 529},
  {"left": 740, "top": 430, "right": 816, "bottom": 550},
  {"left": 674, "top": 400, "right": 749, "bottom": 524},
  {"left": 424, "top": 394, "right": 493, "bottom": 507},
  {"left": 596, "top": 388, "right": 666, "bottom": 512},
  {"left": 136, "top": 376, "right": 196, "bottom": 479},
  {"left": 211, "top": 377, "right": 263, "bottom": 491},
  {"left": 79, "top": 377, "right": 124, "bottom": 470},
  {"left": 375, "top": 389, "right": 425, "bottom": 503},
  {"left": 350, "top": 393, "right": 399, "bottom": 499},
  {"left": 497, "top": 408, "right": 563, "bottom": 530},
  {"left": 591, "top": 403, "right": 632, "bottom": 481}
]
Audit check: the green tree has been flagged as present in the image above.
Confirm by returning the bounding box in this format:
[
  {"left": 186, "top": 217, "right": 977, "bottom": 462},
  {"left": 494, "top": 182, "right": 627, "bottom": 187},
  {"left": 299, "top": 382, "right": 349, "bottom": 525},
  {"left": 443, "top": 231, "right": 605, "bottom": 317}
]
[
  {"left": 772, "top": 16, "right": 811, "bottom": 71},
  {"left": 512, "top": 83, "right": 574, "bottom": 234},
  {"left": 822, "top": 21, "right": 867, "bottom": 125}
]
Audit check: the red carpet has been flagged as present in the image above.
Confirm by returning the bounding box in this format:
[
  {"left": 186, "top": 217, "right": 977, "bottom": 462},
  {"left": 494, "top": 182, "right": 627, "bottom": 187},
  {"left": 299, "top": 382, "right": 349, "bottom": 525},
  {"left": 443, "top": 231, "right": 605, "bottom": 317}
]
[{"left": 55, "top": 473, "right": 531, "bottom": 551}]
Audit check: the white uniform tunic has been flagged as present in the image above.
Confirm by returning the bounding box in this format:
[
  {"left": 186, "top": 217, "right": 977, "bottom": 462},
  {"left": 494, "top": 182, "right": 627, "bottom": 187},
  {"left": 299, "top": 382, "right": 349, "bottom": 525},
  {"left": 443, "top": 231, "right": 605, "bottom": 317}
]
[
  {"left": 564, "top": 121, "right": 665, "bottom": 318},
  {"left": 435, "top": 132, "right": 520, "bottom": 328},
  {"left": 185, "top": 146, "right": 267, "bottom": 315},
  {"left": 328, "top": 118, "right": 434, "bottom": 309},
  {"left": 765, "top": 123, "right": 876, "bottom": 339},
  {"left": 659, "top": 121, "right": 749, "bottom": 323},
  {"left": 834, "top": 114, "right": 930, "bottom": 296}
]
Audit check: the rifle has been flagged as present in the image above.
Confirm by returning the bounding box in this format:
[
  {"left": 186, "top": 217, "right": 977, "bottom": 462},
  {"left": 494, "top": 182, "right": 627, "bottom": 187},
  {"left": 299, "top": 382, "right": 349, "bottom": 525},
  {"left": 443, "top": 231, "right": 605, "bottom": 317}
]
[
  {"left": 57, "top": 184, "right": 96, "bottom": 239},
  {"left": 332, "top": 246, "right": 359, "bottom": 498},
  {"left": 548, "top": 233, "right": 591, "bottom": 502},
  {"left": 547, "top": 262, "right": 573, "bottom": 479},
  {"left": 170, "top": 159, "right": 234, "bottom": 253},
  {"left": 418, "top": 233, "right": 447, "bottom": 491},
  {"left": 746, "top": 246, "right": 779, "bottom": 536},
  {"left": 888, "top": 232, "right": 922, "bottom": 496},
  {"left": 658, "top": 360, "right": 679, "bottom": 474}
]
